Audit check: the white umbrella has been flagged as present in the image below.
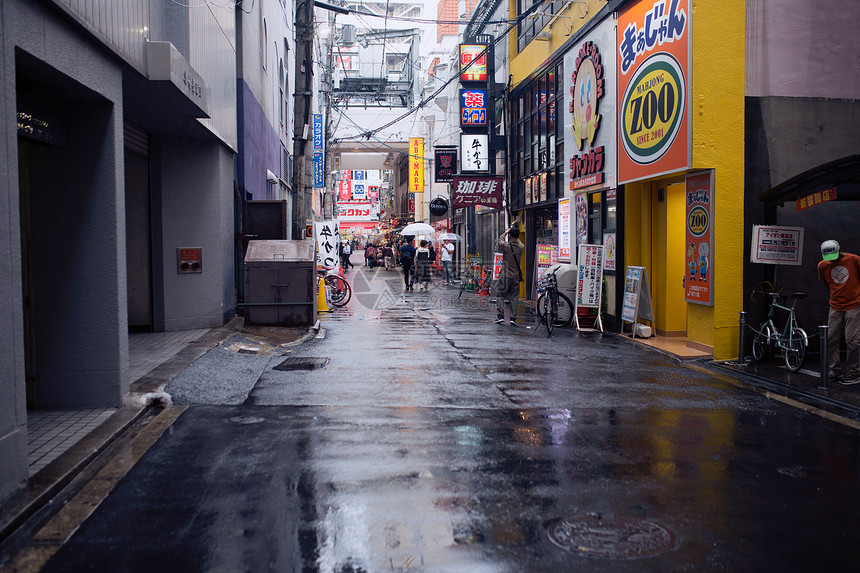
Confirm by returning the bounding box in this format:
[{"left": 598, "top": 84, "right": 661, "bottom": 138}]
[
  {"left": 400, "top": 223, "right": 435, "bottom": 236},
  {"left": 436, "top": 232, "right": 462, "bottom": 242}
]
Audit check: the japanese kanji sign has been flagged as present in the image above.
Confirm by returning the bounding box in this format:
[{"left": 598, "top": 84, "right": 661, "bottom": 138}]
[
  {"left": 409, "top": 138, "right": 424, "bottom": 194},
  {"left": 313, "top": 152, "right": 324, "bottom": 188},
  {"left": 313, "top": 114, "right": 323, "bottom": 151},
  {"left": 460, "top": 89, "right": 488, "bottom": 127},
  {"left": 564, "top": 19, "right": 617, "bottom": 192},
  {"left": 751, "top": 225, "right": 805, "bottom": 266},
  {"left": 337, "top": 179, "right": 351, "bottom": 202},
  {"left": 618, "top": 0, "right": 690, "bottom": 183},
  {"left": 796, "top": 186, "right": 837, "bottom": 211},
  {"left": 314, "top": 221, "right": 339, "bottom": 269},
  {"left": 460, "top": 134, "right": 489, "bottom": 173},
  {"left": 459, "top": 44, "right": 487, "bottom": 82},
  {"left": 451, "top": 176, "right": 503, "bottom": 209}
]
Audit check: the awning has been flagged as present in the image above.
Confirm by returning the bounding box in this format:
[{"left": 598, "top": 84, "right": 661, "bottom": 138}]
[{"left": 757, "top": 154, "right": 860, "bottom": 207}]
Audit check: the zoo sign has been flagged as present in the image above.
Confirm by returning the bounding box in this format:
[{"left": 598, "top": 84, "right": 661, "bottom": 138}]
[{"left": 618, "top": 0, "right": 690, "bottom": 183}]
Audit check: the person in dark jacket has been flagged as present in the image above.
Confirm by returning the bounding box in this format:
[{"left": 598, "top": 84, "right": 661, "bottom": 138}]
[
  {"left": 400, "top": 237, "right": 416, "bottom": 291},
  {"left": 494, "top": 227, "right": 524, "bottom": 324}
]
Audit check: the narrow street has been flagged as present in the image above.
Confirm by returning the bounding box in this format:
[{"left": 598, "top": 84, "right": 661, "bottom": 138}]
[{"left": 27, "top": 266, "right": 860, "bottom": 571}]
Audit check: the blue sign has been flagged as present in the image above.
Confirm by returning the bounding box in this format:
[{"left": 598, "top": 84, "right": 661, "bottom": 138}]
[
  {"left": 460, "top": 89, "right": 488, "bottom": 127},
  {"left": 353, "top": 170, "right": 365, "bottom": 180},
  {"left": 313, "top": 152, "right": 324, "bottom": 188},
  {"left": 313, "top": 114, "right": 323, "bottom": 151}
]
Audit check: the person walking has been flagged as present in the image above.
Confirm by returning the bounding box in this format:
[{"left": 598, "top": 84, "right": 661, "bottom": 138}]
[
  {"left": 400, "top": 237, "right": 416, "bottom": 291},
  {"left": 818, "top": 240, "right": 860, "bottom": 384},
  {"left": 383, "top": 243, "right": 394, "bottom": 270},
  {"left": 415, "top": 240, "right": 432, "bottom": 291},
  {"left": 440, "top": 240, "right": 455, "bottom": 286},
  {"left": 365, "top": 243, "right": 376, "bottom": 267},
  {"left": 494, "top": 226, "right": 524, "bottom": 325},
  {"left": 340, "top": 241, "right": 353, "bottom": 270}
]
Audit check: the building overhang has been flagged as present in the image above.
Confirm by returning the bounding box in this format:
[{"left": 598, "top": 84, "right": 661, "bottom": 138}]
[{"left": 758, "top": 154, "right": 860, "bottom": 207}]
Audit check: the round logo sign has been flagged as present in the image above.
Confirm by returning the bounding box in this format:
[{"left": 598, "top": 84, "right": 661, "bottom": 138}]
[
  {"left": 429, "top": 197, "right": 448, "bottom": 217},
  {"left": 620, "top": 53, "right": 686, "bottom": 165},
  {"left": 687, "top": 205, "right": 709, "bottom": 237}
]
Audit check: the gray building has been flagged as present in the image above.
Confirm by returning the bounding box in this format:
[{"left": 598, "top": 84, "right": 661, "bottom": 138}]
[{"left": 1, "top": 0, "right": 238, "bottom": 501}]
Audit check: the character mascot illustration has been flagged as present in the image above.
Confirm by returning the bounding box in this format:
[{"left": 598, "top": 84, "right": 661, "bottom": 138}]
[
  {"left": 571, "top": 56, "right": 601, "bottom": 150},
  {"left": 687, "top": 241, "right": 697, "bottom": 282},
  {"left": 698, "top": 242, "right": 710, "bottom": 282}
]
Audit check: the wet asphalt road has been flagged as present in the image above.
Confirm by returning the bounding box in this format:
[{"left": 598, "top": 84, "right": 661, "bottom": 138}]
[{"left": 42, "top": 266, "right": 860, "bottom": 571}]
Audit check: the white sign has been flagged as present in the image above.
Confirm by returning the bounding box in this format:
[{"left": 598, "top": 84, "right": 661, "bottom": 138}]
[
  {"left": 575, "top": 244, "right": 605, "bottom": 332},
  {"left": 337, "top": 201, "right": 375, "bottom": 222},
  {"left": 460, "top": 134, "right": 489, "bottom": 172},
  {"left": 558, "top": 198, "right": 572, "bottom": 261},
  {"left": 750, "top": 225, "right": 804, "bottom": 266},
  {"left": 314, "top": 221, "right": 339, "bottom": 269}
]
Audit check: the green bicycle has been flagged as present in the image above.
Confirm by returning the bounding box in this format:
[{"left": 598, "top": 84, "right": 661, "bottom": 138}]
[{"left": 750, "top": 282, "right": 808, "bottom": 372}]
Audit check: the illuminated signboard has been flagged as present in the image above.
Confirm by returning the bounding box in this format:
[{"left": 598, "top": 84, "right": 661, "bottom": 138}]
[
  {"left": 459, "top": 44, "right": 487, "bottom": 82},
  {"left": 460, "top": 89, "right": 488, "bottom": 127}
]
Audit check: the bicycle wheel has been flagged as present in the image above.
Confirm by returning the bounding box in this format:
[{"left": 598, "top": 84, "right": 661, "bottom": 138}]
[
  {"left": 325, "top": 275, "right": 351, "bottom": 306},
  {"left": 752, "top": 323, "right": 774, "bottom": 361},
  {"left": 784, "top": 327, "right": 808, "bottom": 372},
  {"left": 537, "top": 292, "right": 574, "bottom": 327},
  {"left": 542, "top": 292, "right": 555, "bottom": 336}
]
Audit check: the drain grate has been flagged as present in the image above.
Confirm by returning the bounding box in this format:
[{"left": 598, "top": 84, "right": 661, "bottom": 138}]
[
  {"left": 547, "top": 513, "right": 677, "bottom": 559},
  {"left": 273, "top": 357, "right": 330, "bottom": 371}
]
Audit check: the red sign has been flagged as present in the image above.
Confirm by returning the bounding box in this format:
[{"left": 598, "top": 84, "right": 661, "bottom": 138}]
[
  {"left": 796, "top": 186, "right": 837, "bottom": 211},
  {"left": 338, "top": 180, "right": 351, "bottom": 201},
  {"left": 451, "top": 176, "right": 504, "bottom": 209}
]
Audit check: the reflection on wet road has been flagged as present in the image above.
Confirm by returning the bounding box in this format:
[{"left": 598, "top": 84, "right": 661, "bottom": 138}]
[{"left": 42, "top": 269, "right": 860, "bottom": 571}]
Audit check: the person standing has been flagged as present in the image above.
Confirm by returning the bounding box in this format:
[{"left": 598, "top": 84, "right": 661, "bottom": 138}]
[
  {"left": 400, "top": 237, "right": 416, "bottom": 291},
  {"left": 340, "top": 241, "right": 353, "bottom": 270},
  {"left": 440, "top": 240, "right": 455, "bottom": 286},
  {"left": 494, "top": 226, "right": 524, "bottom": 325},
  {"left": 415, "top": 240, "right": 431, "bottom": 291},
  {"left": 382, "top": 243, "right": 394, "bottom": 270},
  {"left": 818, "top": 240, "right": 860, "bottom": 384}
]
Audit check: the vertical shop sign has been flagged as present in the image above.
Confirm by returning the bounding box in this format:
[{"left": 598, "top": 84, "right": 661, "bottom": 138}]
[
  {"left": 313, "top": 152, "right": 324, "bottom": 188},
  {"left": 618, "top": 0, "right": 690, "bottom": 184},
  {"left": 409, "top": 138, "right": 424, "bottom": 194},
  {"left": 575, "top": 244, "right": 605, "bottom": 331},
  {"left": 314, "top": 221, "right": 339, "bottom": 269},
  {"left": 684, "top": 170, "right": 714, "bottom": 305},
  {"left": 434, "top": 148, "right": 457, "bottom": 182},
  {"left": 460, "top": 134, "right": 489, "bottom": 172},
  {"left": 459, "top": 44, "right": 488, "bottom": 82},
  {"left": 461, "top": 89, "right": 488, "bottom": 126},
  {"left": 558, "top": 198, "right": 572, "bottom": 261},
  {"left": 564, "top": 18, "right": 617, "bottom": 192},
  {"left": 603, "top": 232, "right": 617, "bottom": 271},
  {"left": 338, "top": 179, "right": 351, "bottom": 202},
  {"left": 313, "top": 114, "right": 323, "bottom": 151}
]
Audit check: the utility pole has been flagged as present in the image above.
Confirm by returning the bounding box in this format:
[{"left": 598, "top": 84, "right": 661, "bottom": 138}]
[{"left": 293, "top": 0, "right": 316, "bottom": 237}]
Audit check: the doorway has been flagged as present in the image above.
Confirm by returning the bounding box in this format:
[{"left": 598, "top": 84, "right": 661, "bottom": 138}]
[
  {"left": 653, "top": 182, "right": 687, "bottom": 336},
  {"left": 124, "top": 123, "right": 154, "bottom": 332}
]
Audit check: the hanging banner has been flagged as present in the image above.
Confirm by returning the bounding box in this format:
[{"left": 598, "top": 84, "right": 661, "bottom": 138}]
[
  {"left": 558, "top": 197, "right": 572, "bottom": 261},
  {"left": 338, "top": 179, "right": 351, "bottom": 202},
  {"left": 409, "top": 138, "right": 424, "bottom": 194},
  {"left": 617, "top": 0, "right": 691, "bottom": 184},
  {"left": 684, "top": 170, "right": 714, "bottom": 305},
  {"left": 564, "top": 17, "right": 617, "bottom": 192},
  {"left": 314, "top": 221, "right": 339, "bottom": 268},
  {"left": 451, "top": 176, "right": 503, "bottom": 209}
]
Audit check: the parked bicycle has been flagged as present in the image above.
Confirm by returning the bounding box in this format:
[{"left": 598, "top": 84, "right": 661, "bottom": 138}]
[
  {"left": 536, "top": 267, "right": 573, "bottom": 336},
  {"left": 458, "top": 263, "right": 490, "bottom": 299},
  {"left": 750, "top": 282, "right": 808, "bottom": 371},
  {"left": 317, "top": 267, "right": 351, "bottom": 307}
]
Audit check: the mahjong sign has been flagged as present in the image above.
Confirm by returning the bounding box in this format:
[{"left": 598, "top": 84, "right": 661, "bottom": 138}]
[{"left": 618, "top": 0, "right": 690, "bottom": 183}]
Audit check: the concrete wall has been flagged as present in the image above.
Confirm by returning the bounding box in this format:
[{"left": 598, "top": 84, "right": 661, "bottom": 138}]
[{"left": 158, "top": 137, "right": 236, "bottom": 330}]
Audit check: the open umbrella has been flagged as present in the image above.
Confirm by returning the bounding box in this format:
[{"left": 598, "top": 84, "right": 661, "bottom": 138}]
[
  {"left": 436, "top": 232, "right": 462, "bottom": 242},
  {"left": 400, "top": 223, "right": 435, "bottom": 236}
]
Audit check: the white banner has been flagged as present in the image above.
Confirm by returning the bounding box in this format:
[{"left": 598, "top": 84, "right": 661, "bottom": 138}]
[
  {"left": 558, "top": 198, "right": 572, "bottom": 261},
  {"left": 576, "top": 244, "right": 605, "bottom": 308},
  {"left": 315, "top": 221, "right": 340, "bottom": 269},
  {"left": 337, "top": 202, "right": 375, "bottom": 222}
]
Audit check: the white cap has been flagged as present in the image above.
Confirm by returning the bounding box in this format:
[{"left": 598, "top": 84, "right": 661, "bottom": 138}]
[{"left": 821, "top": 240, "right": 840, "bottom": 261}]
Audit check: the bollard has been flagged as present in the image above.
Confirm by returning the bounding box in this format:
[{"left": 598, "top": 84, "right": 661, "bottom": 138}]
[
  {"left": 738, "top": 311, "right": 747, "bottom": 365},
  {"left": 818, "top": 325, "right": 829, "bottom": 389}
]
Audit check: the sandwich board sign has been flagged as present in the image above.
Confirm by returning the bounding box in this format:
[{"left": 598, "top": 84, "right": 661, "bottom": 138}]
[
  {"left": 574, "top": 244, "right": 605, "bottom": 332},
  {"left": 621, "top": 265, "right": 654, "bottom": 338}
]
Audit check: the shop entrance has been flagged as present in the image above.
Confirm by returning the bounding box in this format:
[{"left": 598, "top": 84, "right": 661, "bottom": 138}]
[{"left": 652, "top": 182, "right": 687, "bottom": 336}]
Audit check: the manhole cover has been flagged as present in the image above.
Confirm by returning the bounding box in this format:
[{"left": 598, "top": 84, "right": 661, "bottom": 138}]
[
  {"left": 273, "top": 357, "right": 330, "bottom": 371},
  {"left": 547, "top": 513, "right": 677, "bottom": 559},
  {"left": 228, "top": 416, "right": 265, "bottom": 425}
]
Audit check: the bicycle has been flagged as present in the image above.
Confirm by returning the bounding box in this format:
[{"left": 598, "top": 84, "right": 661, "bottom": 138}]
[
  {"left": 458, "top": 262, "right": 485, "bottom": 299},
  {"left": 750, "top": 282, "right": 808, "bottom": 372},
  {"left": 317, "top": 268, "right": 352, "bottom": 307},
  {"left": 536, "top": 267, "right": 573, "bottom": 336}
]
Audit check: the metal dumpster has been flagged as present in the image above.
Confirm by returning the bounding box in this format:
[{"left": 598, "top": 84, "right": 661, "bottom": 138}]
[{"left": 244, "top": 240, "right": 316, "bottom": 326}]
